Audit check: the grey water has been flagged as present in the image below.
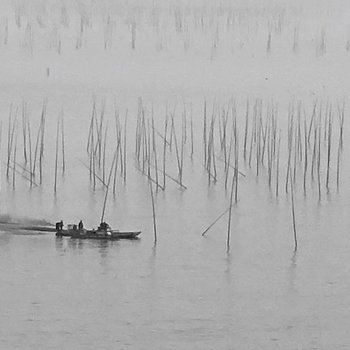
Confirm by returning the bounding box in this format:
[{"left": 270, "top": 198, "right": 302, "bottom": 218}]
[{"left": 1, "top": 0, "right": 350, "bottom": 349}]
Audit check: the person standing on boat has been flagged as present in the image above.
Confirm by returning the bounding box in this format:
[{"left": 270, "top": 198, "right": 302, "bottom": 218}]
[
  {"left": 99, "top": 222, "right": 108, "bottom": 231},
  {"left": 56, "top": 220, "right": 63, "bottom": 231},
  {"left": 78, "top": 220, "right": 83, "bottom": 230}
]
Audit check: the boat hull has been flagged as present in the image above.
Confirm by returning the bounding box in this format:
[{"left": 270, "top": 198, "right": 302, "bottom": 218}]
[{"left": 56, "top": 229, "right": 141, "bottom": 240}]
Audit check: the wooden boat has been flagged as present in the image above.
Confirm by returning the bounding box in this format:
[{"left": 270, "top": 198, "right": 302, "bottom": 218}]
[
  {"left": 55, "top": 154, "right": 141, "bottom": 241},
  {"left": 56, "top": 223, "right": 141, "bottom": 240}
]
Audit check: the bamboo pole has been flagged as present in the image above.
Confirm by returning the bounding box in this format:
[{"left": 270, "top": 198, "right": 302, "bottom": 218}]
[
  {"left": 149, "top": 180, "right": 157, "bottom": 243},
  {"left": 123, "top": 110, "right": 128, "bottom": 182},
  {"left": 317, "top": 121, "right": 321, "bottom": 201},
  {"left": 276, "top": 130, "right": 281, "bottom": 197},
  {"left": 27, "top": 115, "right": 33, "bottom": 187},
  {"left": 326, "top": 107, "right": 332, "bottom": 190},
  {"left": 6, "top": 105, "right": 13, "bottom": 180},
  {"left": 163, "top": 114, "right": 168, "bottom": 189},
  {"left": 61, "top": 110, "right": 65, "bottom": 174},
  {"left": 12, "top": 130, "right": 18, "bottom": 190},
  {"left": 101, "top": 146, "right": 119, "bottom": 224},
  {"left": 39, "top": 102, "right": 46, "bottom": 185},
  {"left": 290, "top": 172, "right": 298, "bottom": 251},
  {"left": 54, "top": 117, "right": 60, "bottom": 194},
  {"left": 202, "top": 206, "right": 231, "bottom": 236},
  {"left": 243, "top": 98, "right": 249, "bottom": 161},
  {"left": 227, "top": 172, "right": 235, "bottom": 251},
  {"left": 22, "top": 101, "right": 27, "bottom": 163},
  {"left": 303, "top": 116, "right": 308, "bottom": 195}
]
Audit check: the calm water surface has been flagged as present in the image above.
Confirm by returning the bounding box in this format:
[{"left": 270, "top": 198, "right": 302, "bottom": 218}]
[
  {"left": 1, "top": 178, "right": 350, "bottom": 349},
  {"left": 1, "top": 0, "right": 350, "bottom": 349}
]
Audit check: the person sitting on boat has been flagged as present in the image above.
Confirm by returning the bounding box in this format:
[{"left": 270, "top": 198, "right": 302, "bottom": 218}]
[
  {"left": 56, "top": 220, "right": 63, "bottom": 231},
  {"left": 78, "top": 220, "right": 83, "bottom": 230}
]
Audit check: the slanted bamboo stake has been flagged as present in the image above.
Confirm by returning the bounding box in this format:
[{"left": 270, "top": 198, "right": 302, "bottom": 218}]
[
  {"left": 77, "top": 159, "right": 107, "bottom": 187},
  {"left": 101, "top": 146, "right": 119, "bottom": 224},
  {"left": 227, "top": 171, "right": 235, "bottom": 251},
  {"left": 149, "top": 180, "right": 157, "bottom": 243},
  {"left": 202, "top": 206, "right": 231, "bottom": 236},
  {"left": 290, "top": 172, "right": 298, "bottom": 251},
  {"left": 215, "top": 155, "right": 246, "bottom": 177},
  {"left": 307, "top": 101, "right": 317, "bottom": 144},
  {"left": 149, "top": 162, "right": 186, "bottom": 190},
  {"left": 10, "top": 164, "right": 38, "bottom": 187},
  {"left": 248, "top": 100, "right": 257, "bottom": 167}
]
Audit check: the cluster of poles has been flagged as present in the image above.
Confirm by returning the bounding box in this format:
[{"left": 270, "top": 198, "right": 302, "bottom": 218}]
[
  {"left": 5, "top": 3, "right": 347, "bottom": 58},
  {"left": 0, "top": 98, "right": 346, "bottom": 251},
  {"left": 200, "top": 99, "right": 345, "bottom": 251},
  {"left": 4, "top": 100, "right": 57, "bottom": 190},
  {"left": 86, "top": 100, "right": 127, "bottom": 194}
]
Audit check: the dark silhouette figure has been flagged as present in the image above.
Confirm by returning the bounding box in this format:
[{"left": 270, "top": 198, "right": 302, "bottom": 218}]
[
  {"left": 99, "top": 222, "right": 109, "bottom": 231},
  {"left": 56, "top": 220, "right": 63, "bottom": 231},
  {"left": 78, "top": 220, "right": 83, "bottom": 230}
]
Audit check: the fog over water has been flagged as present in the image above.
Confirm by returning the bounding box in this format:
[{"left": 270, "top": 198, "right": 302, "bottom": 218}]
[{"left": 1, "top": 1, "right": 350, "bottom": 349}]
